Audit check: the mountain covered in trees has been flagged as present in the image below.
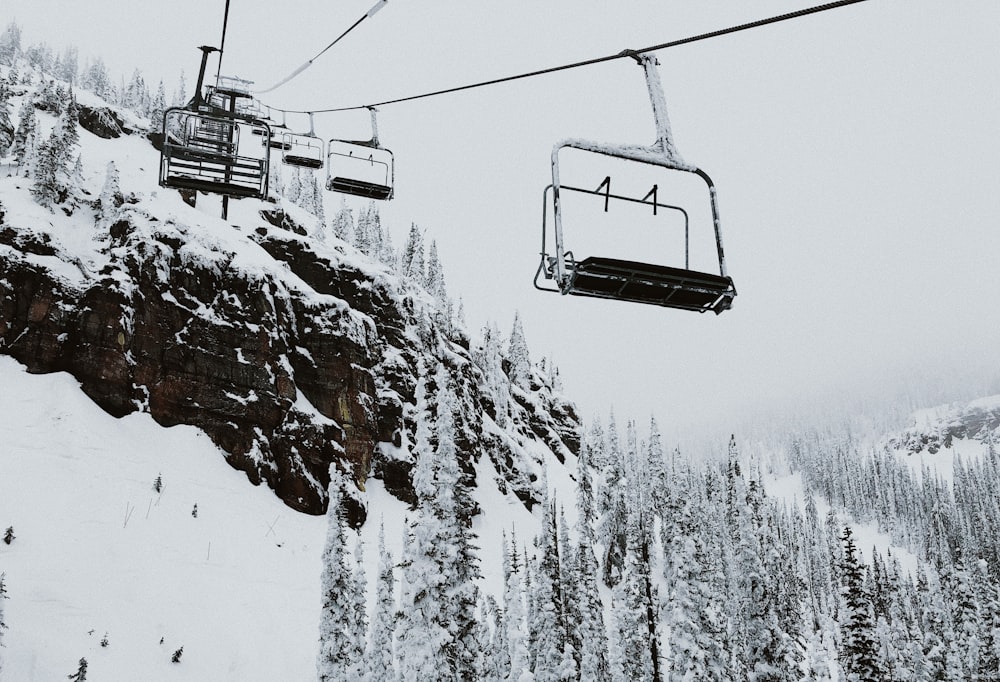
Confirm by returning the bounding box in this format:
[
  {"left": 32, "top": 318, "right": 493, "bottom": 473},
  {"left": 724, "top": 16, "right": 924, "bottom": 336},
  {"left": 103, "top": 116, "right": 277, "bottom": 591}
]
[{"left": 2, "top": 21, "right": 1000, "bottom": 681}]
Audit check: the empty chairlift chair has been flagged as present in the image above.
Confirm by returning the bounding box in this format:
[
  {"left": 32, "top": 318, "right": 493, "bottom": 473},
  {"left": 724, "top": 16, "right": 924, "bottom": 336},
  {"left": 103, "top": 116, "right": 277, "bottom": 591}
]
[
  {"left": 159, "top": 107, "right": 271, "bottom": 200},
  {"left": 281, "top": 113, "right": 324, "bottom": 169},
  {"left": 326, "top": 107, "right": 394, "bottom": 201},
  {"left": 534, "top": 54, "right": 736, "bottom": 314}
]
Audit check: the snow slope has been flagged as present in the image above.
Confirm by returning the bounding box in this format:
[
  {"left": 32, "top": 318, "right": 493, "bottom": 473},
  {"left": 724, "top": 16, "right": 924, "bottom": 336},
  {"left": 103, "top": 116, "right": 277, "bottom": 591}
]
[{"left": 0, "top": 355, "right": 549, "bottom": 681}]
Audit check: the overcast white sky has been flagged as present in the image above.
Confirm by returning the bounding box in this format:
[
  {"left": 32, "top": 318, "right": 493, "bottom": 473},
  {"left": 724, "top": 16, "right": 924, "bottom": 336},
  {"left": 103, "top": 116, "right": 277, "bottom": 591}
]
[{"left": 7, "top": 0, "right": 1000, "bottom": 442}]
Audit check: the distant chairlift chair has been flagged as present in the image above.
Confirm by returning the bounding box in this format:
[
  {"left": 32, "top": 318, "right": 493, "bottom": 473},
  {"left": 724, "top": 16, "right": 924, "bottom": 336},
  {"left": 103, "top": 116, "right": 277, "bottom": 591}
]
[
  {"left": 281, "top": 113, "right": 324, "bottom": 169},
  {"left": 534, "top": 53, "right": 736, "bottom": 314},
  {"left": 326, "top": 107, "right": 394, "bottom": 201}
]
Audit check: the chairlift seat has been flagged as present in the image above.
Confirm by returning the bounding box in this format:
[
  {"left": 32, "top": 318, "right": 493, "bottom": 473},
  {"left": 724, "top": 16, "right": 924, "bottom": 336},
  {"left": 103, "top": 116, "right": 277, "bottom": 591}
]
[
  {"left": 564, "top": 256, "right": 735, "bottom": 314},
  {"left": 283, "top": 155, "right": 324, "bottom": 170},
  {"left": 326, "top": 176, "right": 393, "bottom": 201}
]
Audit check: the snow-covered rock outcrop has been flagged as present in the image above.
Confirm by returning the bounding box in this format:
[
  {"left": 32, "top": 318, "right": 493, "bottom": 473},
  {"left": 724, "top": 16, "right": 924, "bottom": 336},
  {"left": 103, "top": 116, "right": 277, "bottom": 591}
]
[{"left": 0, "top": 79, "right": 579, "bottom": 523}]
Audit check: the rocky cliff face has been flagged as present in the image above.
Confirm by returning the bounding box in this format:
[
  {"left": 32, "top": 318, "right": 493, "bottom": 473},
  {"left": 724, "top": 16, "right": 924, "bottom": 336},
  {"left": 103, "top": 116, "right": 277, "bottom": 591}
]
[
  {"left": 0, "top": 183, "right": 580, "bottom": 525},
  {"left": 886, "top": 396, "right": 1000, "bottom": 456}
]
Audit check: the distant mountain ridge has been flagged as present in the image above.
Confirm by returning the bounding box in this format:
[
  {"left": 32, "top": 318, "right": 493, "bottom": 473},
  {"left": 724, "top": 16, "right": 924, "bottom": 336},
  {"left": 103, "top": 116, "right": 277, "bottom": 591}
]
[{"left": 886, "top": 395, "right": 1000, "bottom": 456}]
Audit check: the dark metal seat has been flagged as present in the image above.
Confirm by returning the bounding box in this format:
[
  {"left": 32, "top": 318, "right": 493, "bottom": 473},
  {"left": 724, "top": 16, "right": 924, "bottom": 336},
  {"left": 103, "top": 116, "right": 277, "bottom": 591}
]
[
  {"left": 566, "top": 257, "right": 735, "bottom": 313},
  {"left": 326, "top": 177, "right": 393, "bottom": 201}
]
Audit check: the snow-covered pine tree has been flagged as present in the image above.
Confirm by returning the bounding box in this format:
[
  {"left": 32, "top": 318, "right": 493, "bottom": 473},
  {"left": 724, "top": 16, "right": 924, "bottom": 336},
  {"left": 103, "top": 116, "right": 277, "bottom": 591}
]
[
  {"left": 34, "top": 79, "right": 63, "bottom": 113},
  {"left": 365, "top": 523, "right": 396, "bottom": 682},
  {"left": 0, "top": 84, "right": 13, "bottom": 156},
  {"left": 123, "top": 69, "right": 149, "bottom": 117},
  {"left": 0, "top": 22, "right": 21, "bottom": 66},
  {"left": 311, "top": 175, "right": 326, "bottom": 225},
  {"left": 503, "top": 538, "right": 533, "bottom": 681},
  {"left": 56, "top": 47, "right": 78, "bottom": 85},
  {"left": 425, "top": 240, "right": 445, "bottom": 301},
  {"left": 172, "top": 70, "right": 187, "bottom": 108},
  {"left": 400, "top": 223, "right": 425, "bottom": 282},
  {"left": 363, "top": 202, "right": 384, "bottom": 259},
  {"left": 284, "top": 167, "right": 303, "bottom": 206},
  {"left": 396, "top": 365, "right": 479, "bottom": 681},
  {"left": 11, "top": 99, "right": 36, "bottom": 164},
  {"left": 663, "top": 493, "right": 729, "bottom": 682},
  {"left": 95, "top": 161, "right": 123, "bottom": 231},
  {"left": 839, "top": 526, "right": 884, "bottom": 682},
  {"left": 480, "top": 593, "right": 508, "bottom": 682},
  {"left": 67, "top": 657, "right": 88, "bottom": 681},
  {"left": 529, "top": 495, "right": 569, "bottom": 681},
  {"left": 350, "top": 536, "right": 369, "bottom": 679},
  {"left": 475, "top": 323, "right": 510, "bottom": 427},
  {"left": 330, "top": 197, "right": 354, "bottom": 244},
  {"left": 597, "top": 413, "right": 627, "bottom": 587},
  {"left": 30, "top": 132, "right": 60, "bottom": 207},
  {"left": 433, "top": 364, "right": 481, "bottom": 681},
  {"left": 507, "top": 312, "right": 531, "bottom": 391},
  {"left": 149, "top": 81, "right": 167, "bottom": 130},
  {"left": 80, "top": 58, "right": 113, "bottom": 102},
  {"left": 572, "top": 442, "right": 611, "bottom": 682},
  {"left": 317, "top": 472, "right": 363, "bottom": 682}
]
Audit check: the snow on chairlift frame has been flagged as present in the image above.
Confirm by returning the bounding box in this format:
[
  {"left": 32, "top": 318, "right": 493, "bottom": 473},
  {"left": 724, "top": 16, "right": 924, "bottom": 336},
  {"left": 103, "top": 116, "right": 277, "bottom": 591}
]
[
  {"left": 159, "top": 107, "right": 272, "bottom": 200},
  {"left": 534, "top": 53, "right": 735, "bottom": 314},
  {"left": 326, "top": 107, "right": 395, "bottom": 201}
]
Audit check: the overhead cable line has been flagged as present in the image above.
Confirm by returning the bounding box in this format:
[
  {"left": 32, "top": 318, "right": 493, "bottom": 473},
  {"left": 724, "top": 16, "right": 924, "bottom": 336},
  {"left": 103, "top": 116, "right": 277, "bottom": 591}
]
[
  {"left": 261, "top": 0, "right": 872, "bottom": 116},
  {"left": 215, "top": 0, "right": 233, "bottom": 84},
  {"left": 255, "top": 0, "right": 389, "bottom": 95}
]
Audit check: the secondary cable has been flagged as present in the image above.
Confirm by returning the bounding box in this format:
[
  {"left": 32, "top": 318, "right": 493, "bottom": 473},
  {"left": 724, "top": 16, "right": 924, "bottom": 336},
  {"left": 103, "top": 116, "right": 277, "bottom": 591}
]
[
  {"left": 261, "top": 0, "right": 872, "bottom": 115},
  {"left": 255, "top": 0, "right": 389, "bottom": 95}
]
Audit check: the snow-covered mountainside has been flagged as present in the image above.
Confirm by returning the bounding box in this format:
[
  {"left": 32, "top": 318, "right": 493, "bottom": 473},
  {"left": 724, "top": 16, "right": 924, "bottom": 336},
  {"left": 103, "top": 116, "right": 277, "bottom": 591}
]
[
  {"left": 0, "top": 68, "right": 579, "bottom": 525},
  {"left": 7, "top": 35, "right": 1000, "bottom": 682}
]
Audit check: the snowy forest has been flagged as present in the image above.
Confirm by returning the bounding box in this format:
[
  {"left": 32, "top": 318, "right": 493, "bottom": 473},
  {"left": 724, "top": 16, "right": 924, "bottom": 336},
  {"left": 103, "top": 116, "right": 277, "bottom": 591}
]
[{"left": 3, "top": 18, "right": 1000, "bottom": 682}]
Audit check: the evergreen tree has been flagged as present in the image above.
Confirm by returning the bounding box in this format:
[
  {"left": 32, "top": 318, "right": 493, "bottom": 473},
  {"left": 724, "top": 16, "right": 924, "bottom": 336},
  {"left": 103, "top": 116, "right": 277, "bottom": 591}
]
[
  {"left": 507, "top": 312, "right": 531, "bottom": 391},
  {"left": 31, "top": 132, "right": 61, "bottom": 207},
  {"left": 839, "top": 526, "right": 883, "bottom": 682},
  {"left": 664, "top": 496, "right": 729, "bottom": 681},
  {"left": 0, "top": 22, "right": 21, "bottom": 66},
  {"left": 476, "top": 322, "right": 510, "bottom": 427},
  {"left": 331, "top": 197, "right": 354, "bottom": 243},
  {"left": 572, "top": 442, "right": 612, "bottom": 681},
  {"left": 317, "top": 473, "right": 363, "bottom": 682},
  {"left": 530, "top": 497, "right": 568, "bottom": 681},
  {"left": 81, "top": 58, "right": 113, "bottom": 102},
  {"left": 95, "top": 161, "right": 123, "bottom": 231},
  {"left": 11, "top": 99, "right": 37, "bottom": 163},
  {"left": 172, "top": 70, "right": 188, "bottom": 108},
  {"left": 366, "top": 523, "right": 396, "bottom": 682},
  {"left": 396, "top": 365, "right": 480, "bottom": 681},
  {"left": 25, "top": 43, "right": 53, "bottom": 73},
  {"left": 597, "top": 413, "right": 627, "bottom": 587},
  {"left": 480, "top": 593, "right": 508, "bottom": 682},
  {"left": 149, "top": 80, "right": 167, "bottom": 129},
  {"left": 57, "top": 47, "right": 78, "bottom": 85},
  {"left": 400, "top": 223, "right": 425, "bottom": 282},
  {"left": 67, "top": 657, "right": 88, "bottom": 681},
  {"left": 123, "top": 69, "right": 149, "bottom": 116},
  {"left": 0, "top": 85, "right": 13, "bottom": 156},
  {"left": 426, "top": 240, "right": 446, "bottom": 300}
]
